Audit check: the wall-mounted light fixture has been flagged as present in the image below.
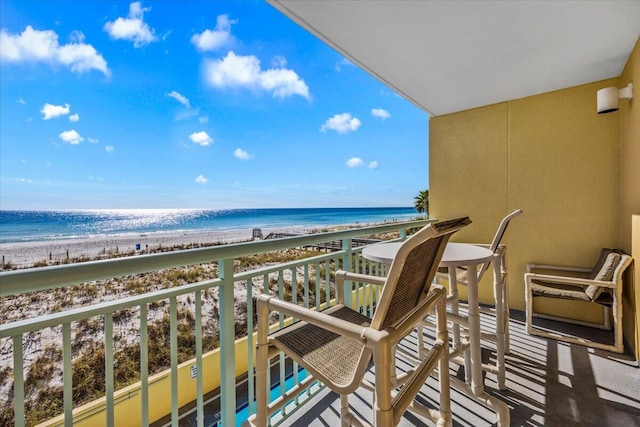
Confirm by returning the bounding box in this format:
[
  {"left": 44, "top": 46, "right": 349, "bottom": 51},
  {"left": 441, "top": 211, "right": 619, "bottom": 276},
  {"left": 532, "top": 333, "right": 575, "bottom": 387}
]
[{"left": 597, "top": 83, "right": 633, "bottom": 114}]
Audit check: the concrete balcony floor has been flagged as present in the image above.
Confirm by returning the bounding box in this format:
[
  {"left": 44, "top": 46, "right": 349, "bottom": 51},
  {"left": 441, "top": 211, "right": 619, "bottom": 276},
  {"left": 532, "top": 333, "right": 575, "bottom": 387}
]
[{"left": 276, "top": 309, "right": 640, "bottom": 427}]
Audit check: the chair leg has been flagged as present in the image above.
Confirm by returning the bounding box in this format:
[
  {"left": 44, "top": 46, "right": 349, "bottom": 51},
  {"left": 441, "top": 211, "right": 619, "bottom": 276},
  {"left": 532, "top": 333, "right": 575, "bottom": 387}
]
[
  {"left": 448, "top": 268, "right": 463, "bottom": 375},
  {"left": 613, "top": 294, "right": 624, "bottom": 353},
  {"left": 463, "top": 348, "right": 472, "bottom": 385},
  {"left": 373, "top": 337, "right": 394, "bottom": 427},
  {"left": 255, "top": 347, "right": 268, "bottom": 427},
  {"left": 525, "top": 277, "right": 534, "bottom": 335},
  {"left": 416, "top": 321, "right": 425, "bottom": 359},
  {"left": 436, "top": 295, "right": 452, "bottom": 427},
  {"left": 340, "top": 394, "right": 350, "bottom": 427},
  {"left": 603, "top": 305, "right": 612, "bottom": 330},
  {"left": 390, "top": 345, "right": 398, "bottom": 387},
  {"left": 492, "top": 259, "right": 506, "bottom": 390},
  {"left": 501, "top": 261, "right": 510, "bottom": 353}
]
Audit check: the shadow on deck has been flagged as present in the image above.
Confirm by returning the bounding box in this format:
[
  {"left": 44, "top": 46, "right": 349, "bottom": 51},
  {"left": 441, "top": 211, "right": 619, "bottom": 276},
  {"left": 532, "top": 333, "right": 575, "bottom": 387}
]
[
  {"left": 155, "top": 308, "right": 640, "bottom": 427},
  {"left": 278, "top": 309, "right": 640, "bottom": 427}
]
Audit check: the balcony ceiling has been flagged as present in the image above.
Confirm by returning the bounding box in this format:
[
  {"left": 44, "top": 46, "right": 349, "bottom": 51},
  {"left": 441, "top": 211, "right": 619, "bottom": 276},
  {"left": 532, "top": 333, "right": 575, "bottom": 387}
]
[{"left": 267, "top": 1, "right": 640, "bottom": 116}]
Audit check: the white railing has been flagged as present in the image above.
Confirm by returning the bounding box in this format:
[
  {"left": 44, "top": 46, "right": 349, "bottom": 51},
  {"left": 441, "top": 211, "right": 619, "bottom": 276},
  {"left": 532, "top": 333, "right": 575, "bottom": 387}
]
[{"left": 0, "top": 219, "right": 434, "bottom": 427}]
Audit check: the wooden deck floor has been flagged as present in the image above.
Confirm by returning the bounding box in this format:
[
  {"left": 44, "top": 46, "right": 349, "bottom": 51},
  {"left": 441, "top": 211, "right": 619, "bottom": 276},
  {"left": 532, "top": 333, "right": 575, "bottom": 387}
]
[{"left": 276, "top": 309, "right": 640, "bottom": 427}]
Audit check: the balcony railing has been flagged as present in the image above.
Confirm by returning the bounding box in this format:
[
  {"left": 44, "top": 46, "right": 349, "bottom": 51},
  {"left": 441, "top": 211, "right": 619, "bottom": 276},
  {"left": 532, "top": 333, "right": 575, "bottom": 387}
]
[{"left": 0, "top": 219, "right": 435, "bottom": 427}]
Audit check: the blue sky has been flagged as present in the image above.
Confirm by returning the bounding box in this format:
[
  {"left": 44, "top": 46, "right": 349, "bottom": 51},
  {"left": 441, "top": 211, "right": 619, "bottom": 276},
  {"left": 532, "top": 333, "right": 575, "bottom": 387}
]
[{"left": 0, "top": 0, "right": 428, "bottom": 210}]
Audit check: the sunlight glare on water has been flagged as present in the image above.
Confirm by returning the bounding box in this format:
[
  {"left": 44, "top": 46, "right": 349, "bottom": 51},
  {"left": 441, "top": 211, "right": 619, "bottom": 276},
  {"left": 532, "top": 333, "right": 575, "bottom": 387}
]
[
  {"left": 82, "top": 209, "right": 206, "bottom": 233},
  {"left": 0, "top": 207, "right": 417, "bottom": 243}
]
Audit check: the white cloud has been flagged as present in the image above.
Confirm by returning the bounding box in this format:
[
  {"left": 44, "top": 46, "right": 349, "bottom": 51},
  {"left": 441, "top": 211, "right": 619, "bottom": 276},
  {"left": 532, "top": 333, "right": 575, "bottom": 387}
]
[
  {"left": 234, "top": 148, "right": 251, "bottom": 160},
  {"left": 371, "top": 108, "right": 391, "bottom": 120},
  {"left": 191, "top": 14, "right": 237, "bottom": 52},
  {"left": 58, "top": 42, "right": 110, "bottom": 74},
  {"left": 189, "top": 131, "right": 213, "bottom": 146},
  {"left": 368, "top": 161, "right": 379, "bottom": 169},
  {"left": 59, "top": 129, "right": 83, "bottom": 145},
  {"left": 167, "top": 90, "right": 190, "bottom": 108},
  {"left": 104, "top": 1, "right": 157, "bottom": 48},
  {"left": 0, "top": 26, "right": 110, "bottom": 75},
  {"left": 167, "top": 90, "right": 200, "bottom": 121},
  {"left": 335, "top": 57, "right": 354, "bottom": 71},
  {"left": 346, "top": 157, "right": 364, "bottom": 168},
  {"left": 88, "top": 137, "right": 99, "bottom": 143},
  {"left": 199, "top": 116, "right": 209, "bottom": 123},
  {"left": 105, "top": 145, "right": 114, "bottom": 153},
  {"left": 320, "top": 113, "right": 361, "bottom": 134},
  {"left": 41, "top": 103, "right": 70, "bottom": 120},
  {"left": 195, "top": 174, "right": 209, "bottom": 184},
  {"left": 175, "top": 108, "right": 200, "bottom": 121},
  {"left": 204, "top": 51, "right": 310, "bottom": 99},
  {"left": 69, "top": 113, "right": 79, "bottom": 122},
  {"left": 17, "top": 98, "right": 26, "bottom": 104},
  {"left": 18, "top": 178, "right": 32, "bottom": 183},
  {"left": 261, "top": 68, "right": 310, "bottom": 99}
]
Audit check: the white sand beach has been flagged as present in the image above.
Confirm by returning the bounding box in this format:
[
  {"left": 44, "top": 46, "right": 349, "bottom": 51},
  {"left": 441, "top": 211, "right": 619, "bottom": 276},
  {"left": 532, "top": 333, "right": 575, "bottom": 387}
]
[{"left": 0, "top": 225, "right": 326, "bottom": 268}]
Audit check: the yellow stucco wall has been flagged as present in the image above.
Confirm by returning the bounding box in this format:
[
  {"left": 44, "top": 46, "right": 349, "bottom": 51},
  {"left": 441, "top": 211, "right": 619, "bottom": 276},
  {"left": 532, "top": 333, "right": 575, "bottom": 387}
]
[
  {"left": 431, "top": 35, "right": 639, "bottom": 356},
  {"left": 631, "top": 216, "right": 640, "bottom": 359},
  {"left": 39, "top": 335, "right": 253, "bottom": 427},
  {"left": 620, "top": 37, "right": 640, "bottom": 359},
  {"left": 430, "top": 79, "right": 621, "bottom": 324},
  {"left": 620, "top": 36, "right": 640, "bottom": 256}
]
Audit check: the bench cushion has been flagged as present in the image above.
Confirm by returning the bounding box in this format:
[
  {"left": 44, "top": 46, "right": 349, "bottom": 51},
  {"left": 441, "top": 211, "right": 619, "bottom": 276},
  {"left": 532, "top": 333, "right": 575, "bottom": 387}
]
[
  {"left": 588, "top": 248, "right": 621, "bottom": 280},
  {"left": 531, "top": 280, "right": 591, "bottom": 302},
  {"left": 585, "top": 252, "right": 620, "bottom": 301}
]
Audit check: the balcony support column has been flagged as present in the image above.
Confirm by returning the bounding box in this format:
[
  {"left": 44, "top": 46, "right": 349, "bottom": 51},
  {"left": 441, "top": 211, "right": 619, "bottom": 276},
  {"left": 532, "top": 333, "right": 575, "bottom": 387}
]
[{"left": 219, "top": 258, "right": 236, "bottom": 427}]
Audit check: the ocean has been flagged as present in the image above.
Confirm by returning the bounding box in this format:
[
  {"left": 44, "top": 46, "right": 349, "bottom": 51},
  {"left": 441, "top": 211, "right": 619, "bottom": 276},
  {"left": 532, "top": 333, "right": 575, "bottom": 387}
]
[{"left": 0, "top": 207, "right": 419, "bottom": 244}]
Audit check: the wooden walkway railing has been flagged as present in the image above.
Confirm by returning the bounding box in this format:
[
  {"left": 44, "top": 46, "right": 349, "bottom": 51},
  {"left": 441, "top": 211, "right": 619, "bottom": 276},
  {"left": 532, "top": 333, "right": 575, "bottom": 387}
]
[{"left": 262, "top": 232, "right": 380, "bottom": 251}]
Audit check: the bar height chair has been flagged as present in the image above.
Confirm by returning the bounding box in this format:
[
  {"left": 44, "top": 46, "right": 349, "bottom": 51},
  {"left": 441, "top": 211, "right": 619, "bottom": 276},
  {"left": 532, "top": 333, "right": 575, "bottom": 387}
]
[
  {"left": 248, "top": 217, "right": 470, "bottom": 427},
  {"left": 419, "top": 209, "right": 521, "bottom": 388},
  {"left": 438, "top": 209, "right": 521, "bottom": 352}
]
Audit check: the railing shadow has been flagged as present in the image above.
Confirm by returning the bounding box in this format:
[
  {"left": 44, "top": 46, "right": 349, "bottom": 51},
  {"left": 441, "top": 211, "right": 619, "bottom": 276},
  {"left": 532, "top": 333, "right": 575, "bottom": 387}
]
[{"left": 272, "top": 309, "right": 640, "bottom": 427}]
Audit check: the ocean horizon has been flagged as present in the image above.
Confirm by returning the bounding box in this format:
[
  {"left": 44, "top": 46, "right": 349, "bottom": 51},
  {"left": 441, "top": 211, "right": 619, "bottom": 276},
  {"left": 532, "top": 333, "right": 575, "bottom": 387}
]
[{"left": 0, "top": 207, "right": 420, "bottom": 244}]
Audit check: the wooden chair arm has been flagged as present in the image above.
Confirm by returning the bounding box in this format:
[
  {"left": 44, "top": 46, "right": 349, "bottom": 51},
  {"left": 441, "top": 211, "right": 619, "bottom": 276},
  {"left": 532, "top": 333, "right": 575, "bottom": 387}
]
[
  {"left": 335, "top": 270, "right": 386, "bottom": 286},
  {"left": 335, "top": 270, "right": 386, "bottom": 305},
  {"left": 524, "top": 272, "right": 616, "bottom": 289},
  {"left": 257, "top": 294, "right": 368, "bottom": 342},
  {"left": 526, "top": 263, "right": 591, "bottom": 274}
]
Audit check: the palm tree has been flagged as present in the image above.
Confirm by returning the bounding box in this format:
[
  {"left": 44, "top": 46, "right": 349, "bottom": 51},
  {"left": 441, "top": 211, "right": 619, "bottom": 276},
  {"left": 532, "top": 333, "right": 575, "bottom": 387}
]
[{"left": 414, "top": 189, "right": 429, "bottom": 216}]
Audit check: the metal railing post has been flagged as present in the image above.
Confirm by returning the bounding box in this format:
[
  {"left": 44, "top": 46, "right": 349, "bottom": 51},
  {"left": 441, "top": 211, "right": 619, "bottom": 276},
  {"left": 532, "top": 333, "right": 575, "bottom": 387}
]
[
  {"left": 342, "top": 238, "right": 353, "bottom": 307},
  {"left": 12, "top": 335, "right": 25, "bottom": 427},
  {"left": 170, "top": 298, "right": 179, "bottom": 426},
  {"left": 195, "top": 291, "right": 204, "bottom": 427},
  {"left": 219, "top": 258, "right": 236, "bottom": 426},
  {"left": 140, "top": 304, "right": 149, "bottom": 426}
]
